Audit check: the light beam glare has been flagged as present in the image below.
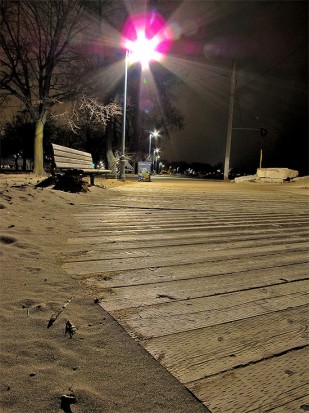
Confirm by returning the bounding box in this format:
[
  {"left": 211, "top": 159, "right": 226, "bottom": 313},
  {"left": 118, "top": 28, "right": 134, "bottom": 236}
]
[
  {"left": 161, "top": 55, "right": 231, "bottom": 108},
  {"left": 94, "top": 60, "right": 126, "bottom": 96},
  {"left": 121, "top": 0, "right": 147, "bottom": 23},
  {"left": 98, "top": 21, "right": 123, "bottom": 49},
  {"left": 166, "top": 0, "right": 240, "bottom": 39},
  {"left": 138, "top": 69, "right": 166, "bottom": 120}
]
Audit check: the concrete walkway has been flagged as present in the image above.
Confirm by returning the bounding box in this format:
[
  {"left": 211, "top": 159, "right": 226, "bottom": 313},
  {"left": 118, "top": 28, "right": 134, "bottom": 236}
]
[{"left": 63, "top": 178, "right": 309, "bottom": 412}]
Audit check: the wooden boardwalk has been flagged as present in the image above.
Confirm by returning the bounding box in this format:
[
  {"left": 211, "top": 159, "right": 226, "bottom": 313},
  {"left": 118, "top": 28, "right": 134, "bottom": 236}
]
[{"left": 63, "top": 179, "right": 309, "bottom": 413}]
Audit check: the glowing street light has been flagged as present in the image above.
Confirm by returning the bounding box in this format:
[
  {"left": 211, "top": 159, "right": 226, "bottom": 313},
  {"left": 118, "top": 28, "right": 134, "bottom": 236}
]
[
  {"left": 153, "top": 148, "right": 160, "bottom": 173},
  {"left": 149, "top": 129, "right": 159, "bottom": 158},
  {"left": 119, "top": 12, "right": 172, "bottom": 181},
  {"left": 126, "top": 32, "right": 163, "bottom": 70}
]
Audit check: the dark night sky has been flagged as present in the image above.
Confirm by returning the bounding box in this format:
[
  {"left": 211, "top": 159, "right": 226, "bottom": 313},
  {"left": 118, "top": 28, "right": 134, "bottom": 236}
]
[{"left": 157, "top": 1, "right": 308, "bottom": 174}]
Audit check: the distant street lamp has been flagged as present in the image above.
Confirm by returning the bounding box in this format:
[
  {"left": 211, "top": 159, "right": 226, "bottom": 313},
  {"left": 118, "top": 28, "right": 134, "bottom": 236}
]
[
  {"left": 153, "top": 148, "right": 160, "bottom": 172},
  {"left": 156, "top": 154, "right": 160, "bottom": 173},
  {"left": 149, "top": 129, "right": 159, "bottom": 158}
]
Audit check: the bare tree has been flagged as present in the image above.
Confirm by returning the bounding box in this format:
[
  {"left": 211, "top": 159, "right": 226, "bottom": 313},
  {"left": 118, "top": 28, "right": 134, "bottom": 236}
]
[
  {"left": 1, "top": 0, "right": 185, "bottom": 175},
  {"left": 54, "top": 94, "right": 122, "bottom": 172},
  {"left": 55, "top": 95, "right": 122, "bottom": 133},
  {"left": 0, "top": 0, "right": 92, "bottom": 175}
]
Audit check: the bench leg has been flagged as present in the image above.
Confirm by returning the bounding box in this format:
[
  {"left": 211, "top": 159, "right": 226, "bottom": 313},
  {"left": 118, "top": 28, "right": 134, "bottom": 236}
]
[{"left": 90, "top": 174, "right": 95, "bottom": 186}]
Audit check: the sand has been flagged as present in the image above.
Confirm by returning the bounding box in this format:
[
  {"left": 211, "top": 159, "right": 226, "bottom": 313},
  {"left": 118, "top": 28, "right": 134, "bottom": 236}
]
[{"left": 0, "top": 174, "right": 208, "bottom": 413}]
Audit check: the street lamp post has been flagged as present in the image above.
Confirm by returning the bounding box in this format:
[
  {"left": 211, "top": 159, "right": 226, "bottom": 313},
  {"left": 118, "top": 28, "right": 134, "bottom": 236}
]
[
  {"left": 224, "top": 59, "right": 236, "bottom": 181},
  {"left": 153, "top": 148, "right": 160, "bottom": 173},
  {"left": 119, "top": 59, "right": 160, "bottom": 181},
  {"left": 119, "top": 50, "right": 129, "bottom": 181},
  {"left": 119, "top": 13, "right": 171, "bottom": 180},
  {"left": 156, "top": 154, "right": 160, "bottom": 173},
  {"left": 149, "top": 133, "right": 152, "bottom": 158}
]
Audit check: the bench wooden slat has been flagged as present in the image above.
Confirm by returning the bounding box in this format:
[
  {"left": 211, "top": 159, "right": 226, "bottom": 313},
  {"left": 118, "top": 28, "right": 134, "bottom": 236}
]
[
  {"left": 54, "top": 154, "right": 92, "bottom": 163},
  {"left": 75, "top": 168, "right": 111, "bottom": 174},
  {"left": 54, "top": 159, "right": 94, "bottom": 169},
  {"left": 54, "top": 151, "right": 91, "bottom": 161},
  {"left": 52, "top": 144, "right": 91, "bottom": 158}
]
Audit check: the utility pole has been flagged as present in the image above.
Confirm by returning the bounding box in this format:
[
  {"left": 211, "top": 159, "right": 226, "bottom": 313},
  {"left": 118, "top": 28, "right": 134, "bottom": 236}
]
[{"left": 224, "top": 60, "right": 236, "bottom": 180}]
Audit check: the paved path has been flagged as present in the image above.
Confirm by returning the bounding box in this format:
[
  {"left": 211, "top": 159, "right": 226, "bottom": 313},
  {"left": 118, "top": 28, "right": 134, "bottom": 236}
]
[{"left": 63, "top": 179, "right": 309, "bottom": 412}]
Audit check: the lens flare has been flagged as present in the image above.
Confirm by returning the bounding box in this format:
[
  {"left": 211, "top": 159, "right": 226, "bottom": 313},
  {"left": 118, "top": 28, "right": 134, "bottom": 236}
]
[{"left": 121, "top": 12, "right": 173, "bottom": 69}]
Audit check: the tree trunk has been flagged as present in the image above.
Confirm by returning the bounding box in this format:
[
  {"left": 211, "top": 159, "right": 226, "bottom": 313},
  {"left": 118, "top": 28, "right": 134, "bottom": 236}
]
[
  {"left": 33, "top": 115, "right": 47, "bottom": 176},
  {"left": 15, "top": 155, "right": 19, "bottom": 171}
]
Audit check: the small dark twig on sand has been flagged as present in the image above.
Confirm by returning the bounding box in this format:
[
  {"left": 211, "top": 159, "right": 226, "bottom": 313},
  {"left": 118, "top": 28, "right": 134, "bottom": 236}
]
[{"left": 47, "top": 297, "right": 73, "bottom": 328}]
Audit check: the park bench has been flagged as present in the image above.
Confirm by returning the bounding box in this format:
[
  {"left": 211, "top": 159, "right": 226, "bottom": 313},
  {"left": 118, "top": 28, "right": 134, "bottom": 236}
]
[{"left": 51, "top": 143, "right": 111, "bottom": 186}]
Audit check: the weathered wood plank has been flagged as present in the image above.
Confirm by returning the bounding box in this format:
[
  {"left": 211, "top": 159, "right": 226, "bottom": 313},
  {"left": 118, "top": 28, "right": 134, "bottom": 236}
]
[
  {"left": 62, "top": 241, "right": 309, "bottom": 273},
  {"left": 66, "top": 228, "right": 309, "bottom": 248},
  {"left": 77, "top": 214, "right": 308, "bottom": 227},
  {"left": 187, "top": 347, "right": 309, "bottom": 413},
  {"left": 74, "top": 204, "right": 308, "bottom": 219},
  {"left": 265, "top": 395, "right": 309, "bottom": 412},
  {"left": 78, "top": 202, "right": 309, "bottom": 214},
  {"left": 113, "top": 281, "right": 309, "bottom": 338},
  {"left": 75, "top": 220, "right": 309, "bottom": 235},
  {"left": 142, "top": 306, "right": 308, "bottom": 382},
  {"left": 69, "top": 259, "right": 308, "bottom": 300},
  {"left": 114, "top": 280, "right": 308, "bottom": 321},
  {"left": 91, "top": 267, "right": 308, "bottom": 312},
  {"left": 63, "top": 236, "right": 309, "bottom": 260},
  {"left": 74, "top": 206, "right": 307, "bottom": 217}
]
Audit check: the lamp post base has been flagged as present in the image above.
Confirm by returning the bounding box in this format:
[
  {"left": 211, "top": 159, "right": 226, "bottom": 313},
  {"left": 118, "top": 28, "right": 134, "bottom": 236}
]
[{"left": 119, "top": 155, "right": 126, "bottom": 181}]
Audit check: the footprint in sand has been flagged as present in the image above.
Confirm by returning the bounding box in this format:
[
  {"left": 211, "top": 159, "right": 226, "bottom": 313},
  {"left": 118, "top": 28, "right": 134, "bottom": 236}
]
[{"left": 0, "top": 235, "right": 17, "bottom": 245}]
